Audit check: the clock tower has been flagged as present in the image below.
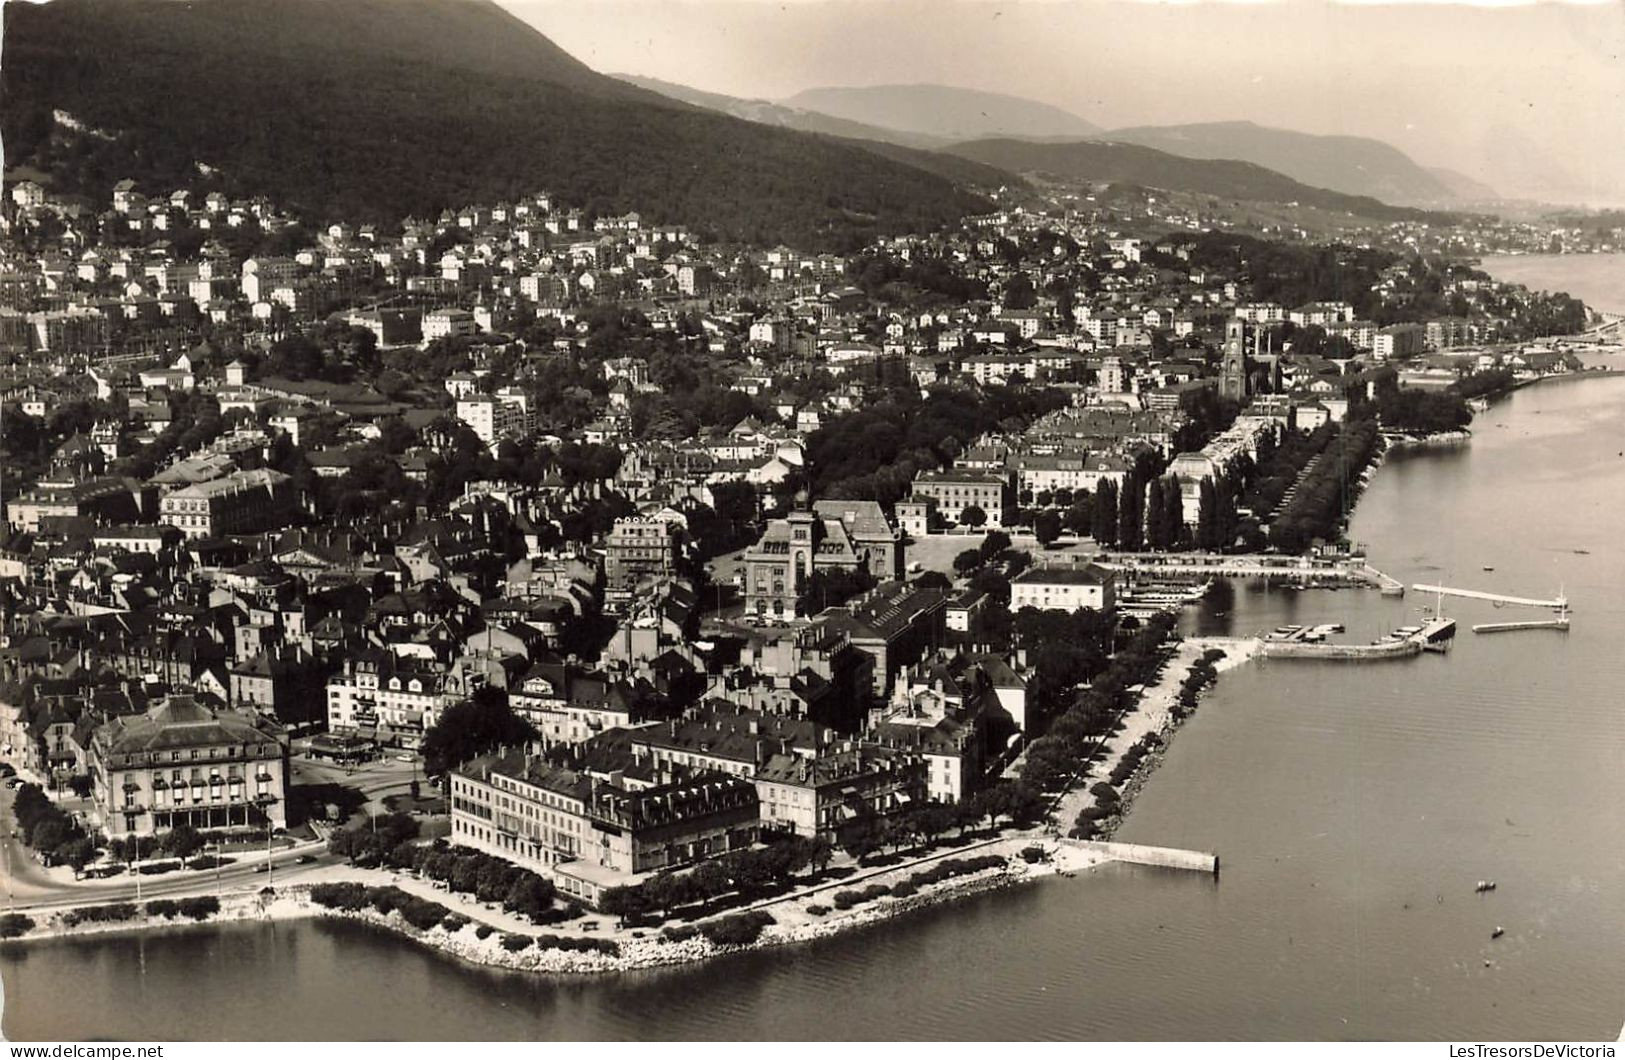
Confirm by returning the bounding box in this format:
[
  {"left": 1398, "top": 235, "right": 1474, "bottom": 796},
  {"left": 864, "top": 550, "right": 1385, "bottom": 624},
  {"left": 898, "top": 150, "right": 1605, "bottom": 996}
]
[{"left": 1220, "top": 318, "right": 1250, "bottom": 401}]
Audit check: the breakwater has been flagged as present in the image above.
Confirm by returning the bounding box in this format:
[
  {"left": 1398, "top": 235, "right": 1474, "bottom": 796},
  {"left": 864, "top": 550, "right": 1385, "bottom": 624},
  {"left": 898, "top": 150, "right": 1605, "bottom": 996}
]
[
  {"left": 1259, "top": 637, "right": 1421, "bottom": 660},
  {"left": 1063, "top": 840, "right": 1218, "bottom": 875}
]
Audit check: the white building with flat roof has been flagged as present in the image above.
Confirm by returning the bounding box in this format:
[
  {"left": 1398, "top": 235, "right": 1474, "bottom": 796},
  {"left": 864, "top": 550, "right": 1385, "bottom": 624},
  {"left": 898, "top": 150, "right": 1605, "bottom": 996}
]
[
  {"left": 1010, "top": 564, "right": 1116, "bottom": 612},
  {"left": 455, "top": 394, "right": 526, "bottom": 447}
]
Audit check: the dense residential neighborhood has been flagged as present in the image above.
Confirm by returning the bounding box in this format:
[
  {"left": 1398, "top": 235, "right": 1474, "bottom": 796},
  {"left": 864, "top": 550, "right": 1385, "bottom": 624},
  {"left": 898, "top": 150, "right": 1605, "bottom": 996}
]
[
  {"left": 2, "top": 0, "right": 1623, "bottom": 1043},
  {"left": 0, "top": 165, "right": 1600, "bottom": 931}
]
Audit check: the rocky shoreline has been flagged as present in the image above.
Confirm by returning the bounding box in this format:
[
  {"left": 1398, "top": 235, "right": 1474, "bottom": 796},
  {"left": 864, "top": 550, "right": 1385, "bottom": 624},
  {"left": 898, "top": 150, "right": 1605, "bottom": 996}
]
[
  {"left": 1, "top": 856, "right": 1051, "bottom": 976},
  {"left": 1, "top": 649, "right": 1270, "bottom": 978}
]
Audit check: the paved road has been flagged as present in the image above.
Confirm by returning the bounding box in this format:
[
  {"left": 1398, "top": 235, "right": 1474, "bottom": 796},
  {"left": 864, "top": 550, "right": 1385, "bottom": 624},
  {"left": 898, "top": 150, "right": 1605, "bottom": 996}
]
[
  {"left": 0, "top": 754, "right": 441, "bottom": 914},
  {"left": 293, "top": 753, "right": 417, "bottom": 793},
  {"left": 1, "top": 783, "right": 65, "bottom": 900},
  {"left": 5, "top": 839, "right": 338, "bottom": 914},
  {"left": 0, "top": 767, "right": 354, "bottom": 913}
]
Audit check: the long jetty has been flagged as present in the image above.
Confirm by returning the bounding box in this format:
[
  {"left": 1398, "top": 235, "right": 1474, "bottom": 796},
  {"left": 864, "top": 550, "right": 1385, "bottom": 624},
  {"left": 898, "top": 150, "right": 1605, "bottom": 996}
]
[
  {"left": 1473, "top": 618, "right": 1570, "bottom": 634},
  {"left": 1411, "top": 584, "right": 1569, "bottom": 610},
  {"left": 1260, "top": 616, "right": 1455, "bottom": 661},
  {"left": 1062, "top": 839, "right": 1220, "bottom": 876},
  {"left": 1261, "top": 637, "right": 1422, "bottom": 661}
]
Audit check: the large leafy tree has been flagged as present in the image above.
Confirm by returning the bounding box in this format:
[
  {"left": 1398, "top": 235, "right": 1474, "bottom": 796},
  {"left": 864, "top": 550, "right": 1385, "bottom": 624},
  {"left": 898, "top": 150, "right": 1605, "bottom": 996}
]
[
  {"left": 1034, "top": 510, "right": 1062, "bottom": 547},
  {"left": 421, "top": 686, "right": 537, "bottom": 776},
  {"left": 1092, "top": 480, "right": 1119, "bottom": 546}
]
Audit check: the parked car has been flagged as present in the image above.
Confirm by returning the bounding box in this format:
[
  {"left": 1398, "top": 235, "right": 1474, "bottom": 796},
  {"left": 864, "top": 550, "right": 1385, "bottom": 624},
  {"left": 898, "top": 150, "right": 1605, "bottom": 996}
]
[{"left": 295, "top": 854, "right": 317, "bottom": 865}]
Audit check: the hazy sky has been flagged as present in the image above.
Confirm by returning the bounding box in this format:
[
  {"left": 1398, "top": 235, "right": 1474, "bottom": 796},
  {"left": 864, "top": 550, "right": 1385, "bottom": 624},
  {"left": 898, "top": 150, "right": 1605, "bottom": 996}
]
[{"left": 504, "top": 0, "right": 1625, "bottom": 207}]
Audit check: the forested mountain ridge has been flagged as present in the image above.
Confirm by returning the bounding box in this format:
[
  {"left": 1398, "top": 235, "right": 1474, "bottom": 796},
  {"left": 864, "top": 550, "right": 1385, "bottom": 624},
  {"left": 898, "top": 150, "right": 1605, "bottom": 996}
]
[
  {"left": 614, "top": 75, "right": 950, "bottom": 149},
  {"left": 943, "top": 139, "right": 1456, "bottom": 224},
  {"left": 611, "top": 74, "right": 1019, "bottom": 190},
  {"left": 1101, "top": 122, "right": 1458, "bottom": 206},
  {"left": 784, "top": 84, "right": 1102, "bottom": 142},
  {"left": 0, "top": 0, "right": 990, "bottom": 250}
]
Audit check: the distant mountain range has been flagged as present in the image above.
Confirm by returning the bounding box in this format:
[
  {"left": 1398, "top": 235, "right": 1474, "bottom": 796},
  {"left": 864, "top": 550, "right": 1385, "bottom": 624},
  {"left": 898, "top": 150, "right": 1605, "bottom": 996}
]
[
  {"left": 1425, "top": 167, "right": 1501, "bottom": 204},
  {"left": 0, "top": 0, "right": 992, "bottom": 250},
  {"left": 1099, "top": 121, "right": 1477, "bottom": 207},
  {"left": 0, "top": 0, "right": 1482, "bottom": 250},
  {"left": 607, "top": 76, "right": 1013, "bottom": 190},
  {"left": 942, "top": 139, "right": 1447, "bottom": 223},
  {"left": 782, "top": 84, "right": 1102, "bottom": 143},
  {"left": 614, "top": 75, "right": 948, "bottom": 149},
  {"left": 623, "top": 75, "right": 1496, "bottom": 216}
]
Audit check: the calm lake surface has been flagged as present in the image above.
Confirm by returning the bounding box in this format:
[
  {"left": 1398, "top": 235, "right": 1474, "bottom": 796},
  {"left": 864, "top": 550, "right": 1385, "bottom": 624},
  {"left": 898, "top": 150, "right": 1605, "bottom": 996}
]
[
  {"left": 6, "top": 377, "right": 1625, "bottom": 1041},
  {"left": 1479, "top": 253, "right": 1625, "bottom": 314}
]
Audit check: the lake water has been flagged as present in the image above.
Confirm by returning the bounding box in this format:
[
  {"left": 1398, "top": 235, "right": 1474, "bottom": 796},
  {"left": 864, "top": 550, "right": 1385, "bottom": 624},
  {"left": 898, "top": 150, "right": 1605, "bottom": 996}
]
[
  {"left": 6, "top": 377, "right": 1625, "bottom": 1041},
  {"left": 1478, "top": 253, "right": 1625, "bottom": 315}
]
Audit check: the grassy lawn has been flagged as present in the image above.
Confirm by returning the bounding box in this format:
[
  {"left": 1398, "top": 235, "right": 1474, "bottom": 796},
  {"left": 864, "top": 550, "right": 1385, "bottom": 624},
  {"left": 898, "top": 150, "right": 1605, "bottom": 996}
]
[
  {"left": 904, "top": 532, "right": 990, "bottom": 574},
  {"left": 905, "top": 530, "right": 1048, "bottom": 575}
]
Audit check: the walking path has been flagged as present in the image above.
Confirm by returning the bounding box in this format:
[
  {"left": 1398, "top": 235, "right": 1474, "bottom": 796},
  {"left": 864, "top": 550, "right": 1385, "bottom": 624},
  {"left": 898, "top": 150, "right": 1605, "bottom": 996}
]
[
  {"left": 1052, "top": 636, "right": 1260, "bottom": 835},
  {"left": 1269, "top": 451, "right": 1324, "bottom": 522}
]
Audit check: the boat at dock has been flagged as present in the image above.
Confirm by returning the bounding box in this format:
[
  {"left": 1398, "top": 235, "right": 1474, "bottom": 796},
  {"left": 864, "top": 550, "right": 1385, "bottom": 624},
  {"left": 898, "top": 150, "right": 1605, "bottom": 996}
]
[
  {"left": 1418, "top": 617, "right": 1457, "bottom": 651},
  {"left": 1118, "top": 578, "right": 1214, "bottom": 616}
]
